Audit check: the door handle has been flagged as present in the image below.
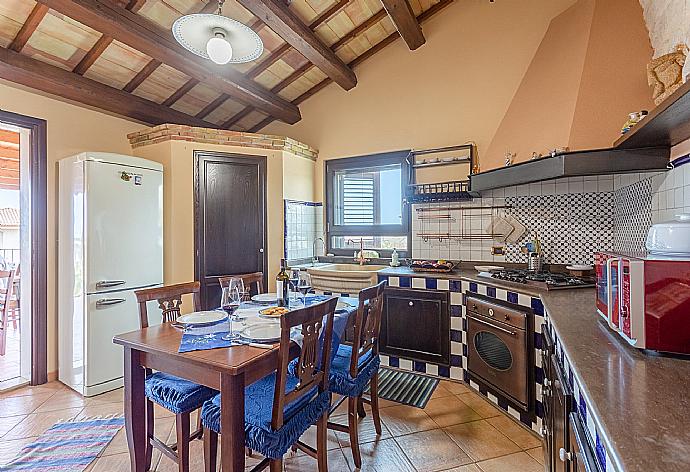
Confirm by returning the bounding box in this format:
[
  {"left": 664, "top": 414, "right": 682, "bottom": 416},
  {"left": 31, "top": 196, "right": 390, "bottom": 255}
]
[
  {"left": 96, "top": 280, "right": 126, "bottom": 289},
  {"left": 472, "top": 317, "right": 517, "bottom": 336},
  {"left": 96, "top": 298, "right": 126, "bottom": 307},
  {"left": 259, "top": 248, "right": 264, "bottom": 253}
]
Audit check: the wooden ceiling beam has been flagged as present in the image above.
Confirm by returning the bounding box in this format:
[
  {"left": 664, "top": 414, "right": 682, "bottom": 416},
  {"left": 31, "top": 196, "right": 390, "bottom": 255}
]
[
  {"left": 9, "top": 4, "right": 50, "bottom": 52},
  {"left": 237, "top": 0, "right": 356, "bottom": 90},
  {"left": 379, "top": 0, "right": 425, "bottom": 50},
  {"left": 123, "top": 58, "right": 161, "bottom": 92},
  {"left": 196, "top": 93, "right": 229, "bottom": 119},
  {"left": 73, "top": 0, "right": 145, "bottom": 75},
  {"left": 162, "top": 78, "right": 199, "bottom": 107},
  {"left": 0, "top": 46, "right": 218, "bottom": 128},
  {"left": 39, "top": 0, "right": 301, "bottom": 123},
  {"left": 251, "top": 0, "right": 453, "bottom": 132}
]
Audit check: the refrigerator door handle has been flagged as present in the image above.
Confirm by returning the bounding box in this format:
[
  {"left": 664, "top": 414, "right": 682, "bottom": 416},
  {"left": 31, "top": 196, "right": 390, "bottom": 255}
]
[
  {"left": 96, "top": 280, "right": 126, "bottom": 289},
  {"left": 95, "top": 298, "right": 127, "bottom": 307}
]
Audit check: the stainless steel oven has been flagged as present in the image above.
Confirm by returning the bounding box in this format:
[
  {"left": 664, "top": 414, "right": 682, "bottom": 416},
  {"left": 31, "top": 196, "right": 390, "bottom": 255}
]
[{"left": 467, "top": 296, "right": 530, "bottom": 408}]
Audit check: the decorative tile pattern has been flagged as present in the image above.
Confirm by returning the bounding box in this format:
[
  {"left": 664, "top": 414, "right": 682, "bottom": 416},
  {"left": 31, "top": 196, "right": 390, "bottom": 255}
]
[
  {"left": 613, "top": 175, "right": 654, "bottom": 253},
  {"left": 284, "top": 200, "right": 323, "bottom": 262},
  {"left": 505, "top": 192, "right": 614, "bottom": 265}
]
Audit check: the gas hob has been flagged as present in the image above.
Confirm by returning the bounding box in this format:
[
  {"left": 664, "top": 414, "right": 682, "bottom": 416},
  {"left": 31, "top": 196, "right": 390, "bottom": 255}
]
[{"left": 489, "top": 269, "right": 595, "bottom": 290}]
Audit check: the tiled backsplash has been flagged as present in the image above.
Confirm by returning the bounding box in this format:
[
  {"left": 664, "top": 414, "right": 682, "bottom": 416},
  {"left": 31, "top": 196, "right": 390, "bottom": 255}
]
[
  {"left": 284, "top": 200, "right": 324, "bottom": 262},
  {"left": 412, "top": 176, "right": 617, "bottom": 265},
  {"left": 412, "top": 167, "right": 690, "bottom": 265}
]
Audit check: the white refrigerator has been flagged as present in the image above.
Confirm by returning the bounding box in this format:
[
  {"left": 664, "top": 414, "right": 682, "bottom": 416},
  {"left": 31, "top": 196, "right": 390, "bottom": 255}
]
[{"left": 58, "top": 152, "right": 163, "bottom": 396}]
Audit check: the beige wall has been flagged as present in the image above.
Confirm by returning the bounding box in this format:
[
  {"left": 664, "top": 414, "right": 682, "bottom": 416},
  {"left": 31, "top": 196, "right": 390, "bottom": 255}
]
[
  {"left": 0, "top": 80, "right": 142, "bottom": 375},
  {"left": 264, "top": 0, "right": 577, "bottom": 198},
  {"left": 133, "top": 141, "right": 314, "bottom": 291}
]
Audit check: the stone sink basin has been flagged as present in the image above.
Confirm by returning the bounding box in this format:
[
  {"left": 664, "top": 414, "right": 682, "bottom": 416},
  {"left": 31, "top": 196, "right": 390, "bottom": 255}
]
[{"left": 307, "top": 264, "right": 387, "bottom": 295}]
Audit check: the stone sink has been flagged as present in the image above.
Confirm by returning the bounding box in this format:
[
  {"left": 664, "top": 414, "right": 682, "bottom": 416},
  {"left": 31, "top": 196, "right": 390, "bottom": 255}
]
[{"left": 307, "top": 264, "right": 387, "bottom": 295}]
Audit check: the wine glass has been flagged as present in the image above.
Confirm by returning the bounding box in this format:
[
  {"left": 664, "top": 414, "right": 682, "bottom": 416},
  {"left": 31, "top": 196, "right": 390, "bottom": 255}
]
[
  {"left": 297, "top": 272, "right": 312, "bottom": 306},
  {"left": 221, "top": 284, "right": 242, "bottom": 341},
  {"left": 289, "top": 268, "right": 300, "bottom": 304}
]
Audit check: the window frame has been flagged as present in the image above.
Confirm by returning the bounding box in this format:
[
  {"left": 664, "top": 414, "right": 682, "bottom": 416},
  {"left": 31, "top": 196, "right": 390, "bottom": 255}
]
[{"left": 325, "top": 150, "right": 411, "bottom": 257}]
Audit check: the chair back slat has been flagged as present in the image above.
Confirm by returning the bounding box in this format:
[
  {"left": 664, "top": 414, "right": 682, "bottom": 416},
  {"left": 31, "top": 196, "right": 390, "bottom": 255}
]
[
  {"left": 218, "top": 272, "right": 264, "bottom": 298},
  {"left": 349, "top": 281, "right": 386, "bottom": 378},
  {"left": 135, "top": 282, "right": 201, "bottom": 328},
  {"left": 271, "top": 297, "right": 338, "bottom": 430}
]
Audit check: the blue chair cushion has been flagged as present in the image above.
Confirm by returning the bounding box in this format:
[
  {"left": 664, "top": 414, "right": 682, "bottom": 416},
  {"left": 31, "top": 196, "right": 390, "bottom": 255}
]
[
  {"left": 328, "top": 344, "right": 380, "bottom": 397},
  {"left": 200, "top": 372, "right": 330, "bottom": 460},
  {"left": 145, "top": 372, "right": 218, "bottom": 415}
]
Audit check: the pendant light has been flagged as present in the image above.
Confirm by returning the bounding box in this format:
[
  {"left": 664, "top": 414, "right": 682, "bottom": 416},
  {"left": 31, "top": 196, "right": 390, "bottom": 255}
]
[{"left": 172, "top": 0, "right": 263, "bottom": 65}]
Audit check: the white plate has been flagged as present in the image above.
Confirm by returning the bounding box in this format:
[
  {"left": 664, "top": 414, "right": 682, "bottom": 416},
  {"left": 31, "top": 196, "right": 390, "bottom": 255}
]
[
  {"left": 240, "top": 323, "right": 281, "bottom": 342},
  {"left": 474, "top": 265, "right": 504, "bottom": 273},
  {"left": 176, "top": 311, "right": 226, "bottom": 325},
  {"left": 337, "top": 300, "right": 354, "bottom": 311},
  {"left": 566, "top": 265, "right": 593, "bottom": 271},
  {"left": 251, "top": 293, "right": 278, "bottom": 303}
]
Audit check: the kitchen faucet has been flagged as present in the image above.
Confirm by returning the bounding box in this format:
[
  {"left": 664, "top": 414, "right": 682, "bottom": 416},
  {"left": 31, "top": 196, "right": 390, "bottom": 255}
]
[
  {"left": 312, "top": 237, "right": 325, "bottom": 265},
  {"left": 347, "top": 237, "right": 370, "bottom": 266}
]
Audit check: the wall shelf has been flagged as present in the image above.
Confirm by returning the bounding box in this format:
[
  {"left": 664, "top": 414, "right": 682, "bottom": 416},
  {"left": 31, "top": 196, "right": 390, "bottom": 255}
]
[
  {"left": 614, "top": 80, "right": 690, "bottom": 150},
  {"left": 469, "top": 147, "right": 670, "bottom": 191}
]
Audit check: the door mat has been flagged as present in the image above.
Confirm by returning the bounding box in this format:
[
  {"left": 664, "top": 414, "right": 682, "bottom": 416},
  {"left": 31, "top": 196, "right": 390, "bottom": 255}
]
[{"left": 368, "top": 367, "right": 439, "bottom": 409}]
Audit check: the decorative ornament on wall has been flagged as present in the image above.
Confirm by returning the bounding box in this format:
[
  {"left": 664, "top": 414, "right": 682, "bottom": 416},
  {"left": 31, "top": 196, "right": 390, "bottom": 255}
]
[{"left": 647, "top": 43, "right": 688, "bottom": 105}]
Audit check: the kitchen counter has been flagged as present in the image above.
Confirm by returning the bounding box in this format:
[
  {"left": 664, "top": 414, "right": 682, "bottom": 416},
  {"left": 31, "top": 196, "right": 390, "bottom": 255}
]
[
  {"left": 542, "top": 290, "right": 690, "bottom": 472},
  {"left": 380, "top": 265, "right": 690, "bottom": 471}
]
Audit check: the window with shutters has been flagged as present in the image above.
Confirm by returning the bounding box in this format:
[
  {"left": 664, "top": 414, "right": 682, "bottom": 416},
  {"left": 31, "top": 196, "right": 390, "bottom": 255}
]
[{"left": 325, "top": 151, "right": 410, "bottom": 256}]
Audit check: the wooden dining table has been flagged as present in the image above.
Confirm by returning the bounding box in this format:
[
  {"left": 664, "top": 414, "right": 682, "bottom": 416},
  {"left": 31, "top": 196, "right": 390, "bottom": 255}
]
[{"left": 112, "top": 297, "right": 357, "bottom": 472}]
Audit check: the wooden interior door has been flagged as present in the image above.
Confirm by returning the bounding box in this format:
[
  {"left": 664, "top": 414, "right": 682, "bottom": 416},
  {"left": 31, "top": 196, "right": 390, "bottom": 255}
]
[{"left": 194, "top": 151, "right": 267, "bottom": 309}]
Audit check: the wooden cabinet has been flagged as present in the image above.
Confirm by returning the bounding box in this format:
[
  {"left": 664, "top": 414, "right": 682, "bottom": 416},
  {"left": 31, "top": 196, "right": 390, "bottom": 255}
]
[{"left": 380, "top": 287, "right": 450, "bottom": 365}]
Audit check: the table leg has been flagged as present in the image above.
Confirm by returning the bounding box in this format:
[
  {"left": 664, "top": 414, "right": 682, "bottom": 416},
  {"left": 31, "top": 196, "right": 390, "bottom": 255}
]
[
  {"left": 220, "top": 372, "right": 245, "bottom": 472},
  {"left": 124, "top": 347, "right": 147, "bottom": 471}
]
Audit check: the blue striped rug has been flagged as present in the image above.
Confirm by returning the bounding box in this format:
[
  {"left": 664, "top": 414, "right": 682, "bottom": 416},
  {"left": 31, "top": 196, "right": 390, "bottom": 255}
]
[{"left": 0, "top": 415, "right": 125, "bottom": 471}]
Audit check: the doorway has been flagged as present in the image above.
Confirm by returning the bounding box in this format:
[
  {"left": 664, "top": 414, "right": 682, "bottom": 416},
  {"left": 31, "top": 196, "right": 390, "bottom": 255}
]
[
  {"left": 0, "top": 110, "right": 47, "bottom": 389},
  {"left": 194, "top": 151, "right": 267, "bottom": 309}
]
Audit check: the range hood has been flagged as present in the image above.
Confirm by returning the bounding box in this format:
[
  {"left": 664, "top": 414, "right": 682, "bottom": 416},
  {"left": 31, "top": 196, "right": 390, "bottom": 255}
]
[{"left": 469, "top": 147, "right": 669, "bottom": 191}]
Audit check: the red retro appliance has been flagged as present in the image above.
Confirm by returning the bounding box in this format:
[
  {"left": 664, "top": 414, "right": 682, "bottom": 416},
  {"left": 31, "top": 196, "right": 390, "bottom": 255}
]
[{"left": 595, "top": 252, "right": 690, "bottom": 354}]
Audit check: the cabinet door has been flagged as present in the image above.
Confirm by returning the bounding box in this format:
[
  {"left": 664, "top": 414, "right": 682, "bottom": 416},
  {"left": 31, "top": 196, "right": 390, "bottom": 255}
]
[
  {"left": 380, "top": 287, "right": 450, "bottom": 365},
  {"left": 552, "top": 356, "right": 574, "bottom": 472},
  {"left": 569, "top": 413, "right": 601, "bottom": 472},
  {"left": 541, "top": 326, "right": 555, "bottom": 472}
]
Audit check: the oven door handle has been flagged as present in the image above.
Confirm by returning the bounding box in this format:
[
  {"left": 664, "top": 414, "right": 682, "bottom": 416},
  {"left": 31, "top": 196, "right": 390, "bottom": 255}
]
[{"left": 472, "top": 316, "right": 517, "bottom": 336}]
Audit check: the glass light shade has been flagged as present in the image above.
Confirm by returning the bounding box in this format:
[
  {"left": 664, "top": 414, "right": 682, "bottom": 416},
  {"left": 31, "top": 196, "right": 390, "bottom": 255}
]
[{"left": 206, "top": 36, "right": 233, "bottom": 64}]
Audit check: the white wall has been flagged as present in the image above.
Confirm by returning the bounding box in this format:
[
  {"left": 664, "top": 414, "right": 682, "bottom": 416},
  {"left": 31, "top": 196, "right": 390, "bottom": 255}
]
[{"left": 638, "top": 0, "right": 690, "bottom": 78}]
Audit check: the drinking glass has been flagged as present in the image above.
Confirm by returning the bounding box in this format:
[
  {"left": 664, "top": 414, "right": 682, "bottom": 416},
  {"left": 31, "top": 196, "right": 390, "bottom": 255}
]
[
  {"left": 289, "top": 268, "right": 300, "bottom": 304},
  {"left": 297, "top": 272, "right": 312, "bottom": 306},
  {"left": 221, "top": 284, "right": 242, "bottom": 341}
]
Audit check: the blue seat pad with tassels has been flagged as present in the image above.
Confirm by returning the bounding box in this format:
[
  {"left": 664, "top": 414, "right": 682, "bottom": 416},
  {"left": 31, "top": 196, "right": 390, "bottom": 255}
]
[
  {"left": 200, "top": 372, "right": 330, "bottom": 460},
  {"left": 145, "top": 372, "right": 218, "bottom": 415},
  {"left": 327, "top": 344, "right": 380, "bottom": 397}
]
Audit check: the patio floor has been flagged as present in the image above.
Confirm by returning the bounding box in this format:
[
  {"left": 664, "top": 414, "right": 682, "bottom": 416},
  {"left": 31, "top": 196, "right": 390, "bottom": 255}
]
[{"left": 0, "top": 325, "right": 20, "bottom": 383}]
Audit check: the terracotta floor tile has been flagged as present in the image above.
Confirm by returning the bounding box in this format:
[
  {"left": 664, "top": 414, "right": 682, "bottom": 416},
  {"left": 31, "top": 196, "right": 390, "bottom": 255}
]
[
  {"left": 486, "top": 416, "right": 542, "bottom": 449},
  {"left": 440, "top": 380, "right": 472, "bottom": 395},
  {"left": 155, "top": 436, "right": 208, "bottom": 472},
  {"left": 0, "top": 414, "right": 27, "bottom": 438},
  {"left": 284, "top": 447, "right": 351, "bottom": 471},
  {"left": 295, "top": 421, "right": 342, "bottom": 451},
  {"left": 475, "top": 451, "right": 543, "bottom": 472},
  {"left": 89, "top": 452, "right": 132, "bottom": 472},
  {"left": 76, "top": 400, "right": 125, "bottom": 419},
  {"left": 526, "top": 446, "right": 545, "bottom": 465},
  {"left": 0, "top": 436, "right": 36, "bottom": 464},
  {"left": 3, "top": 407, "right": 83, "bottom": 440},
  {"left": 341, "top": 437, "right": 416, "bottom": 472},
  {"left": 456, "top": 392, "right": 503, "bottom": 419},
  {"left": 0, "top": 381, "right": 66, "bottom": 399},
  {"left": 429, "top": 381, "right": 456, "bottom": 400},
  {"left": 442, "top": 464, "right": 483, "bottom": 472},
  {"left": 424, "top": 396, "right": 482, "bottom": 428},
  {"left": 87, "top": 387, "right": 124, "bottom": 404},
  {"left": 395, "top": 428, "right": 473, "bottom": 472},
  {"left": 444, "top": 420, "right": 521, "bottom": 462},
  {"left": 33, "top": 389, "right": 89, "bottom": 413},
  {"left": 379, "top": 404, "right": 438, "bottom": 436},
  {"left": 332, "top": 413, "right": 392, "bottom": 448},
  {"left": 0, "top": 392, "right": 54, "bottom": 417}
]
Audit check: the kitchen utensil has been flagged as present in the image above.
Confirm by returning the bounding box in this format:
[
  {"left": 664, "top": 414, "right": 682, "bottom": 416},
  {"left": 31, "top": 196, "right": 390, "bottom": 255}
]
[
  {"left": 485, "top": 215, "right": 515, "bottom": 242},
  {"left": 527, "top": 252, "right": 543, "bottom": 272},
  {"left": 504, "top": 215, "right": 526, "bottom": 243},
  {"left": 176, "top": 311, "right": 227, "bottom": 325},
  {"left": 474, "top": 265, "right": 505, "bottom": 273},
  {"left": 645, "top": 213, "right": 690, "bottom": 255}
]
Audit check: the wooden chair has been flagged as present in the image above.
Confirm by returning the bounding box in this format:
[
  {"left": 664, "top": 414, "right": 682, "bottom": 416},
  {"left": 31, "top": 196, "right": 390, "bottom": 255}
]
[
  {"left": 202, "top": 297, "right": 338, "bottom": 472},
  {"left": 0, "top": 269, "right": 16, "bottom": 356},
  {"left": 219, "top": 272, "right": 265, "bottom": 298},
  {"left": 135, "top": 282, "right": 218, "bottom": 472},
  {"left": 326, "top": 281, "right": 386, "bottom": 468}
]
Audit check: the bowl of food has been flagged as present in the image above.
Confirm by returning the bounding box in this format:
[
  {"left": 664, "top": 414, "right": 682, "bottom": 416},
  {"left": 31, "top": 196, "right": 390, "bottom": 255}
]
[{"left": 410, "top": 260, "right": 455, "bottom": 273}]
